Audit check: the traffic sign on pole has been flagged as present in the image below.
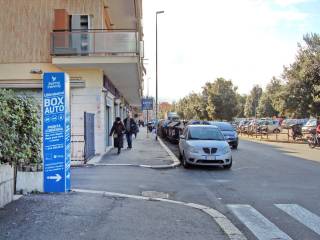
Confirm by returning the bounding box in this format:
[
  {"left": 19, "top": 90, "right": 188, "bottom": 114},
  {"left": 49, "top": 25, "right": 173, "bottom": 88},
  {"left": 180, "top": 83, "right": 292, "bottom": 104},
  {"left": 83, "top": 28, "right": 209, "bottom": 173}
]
[
  {"left": 142, "top": 97, "right": 154, "bottom": 110},
  {"left": 43, "top": 72, "right": 71, "bottom": 192}
]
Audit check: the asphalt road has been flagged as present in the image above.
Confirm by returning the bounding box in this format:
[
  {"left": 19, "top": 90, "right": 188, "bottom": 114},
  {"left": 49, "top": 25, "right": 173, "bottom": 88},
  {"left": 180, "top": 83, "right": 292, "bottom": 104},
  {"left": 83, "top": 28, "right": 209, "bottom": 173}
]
[
  {"left": 1, "top": 137, "right": 320, "bottom": 240},
  {"left": 71, "top": 138, "right": 320, "bottom": 240}
]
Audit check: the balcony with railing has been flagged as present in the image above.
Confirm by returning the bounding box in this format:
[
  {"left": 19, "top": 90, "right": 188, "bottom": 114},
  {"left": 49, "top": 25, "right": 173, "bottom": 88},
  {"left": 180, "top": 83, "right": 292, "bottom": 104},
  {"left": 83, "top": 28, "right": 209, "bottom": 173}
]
[{"left": 51, "top": 30, "right": 140, "bottom": 56}]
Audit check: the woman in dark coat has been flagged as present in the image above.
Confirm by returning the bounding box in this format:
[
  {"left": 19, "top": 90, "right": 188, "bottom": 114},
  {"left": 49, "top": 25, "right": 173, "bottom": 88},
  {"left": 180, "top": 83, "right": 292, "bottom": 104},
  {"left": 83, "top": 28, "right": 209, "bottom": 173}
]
[{"left": 109, "top": 117, "right": 125, "bottom": 154}]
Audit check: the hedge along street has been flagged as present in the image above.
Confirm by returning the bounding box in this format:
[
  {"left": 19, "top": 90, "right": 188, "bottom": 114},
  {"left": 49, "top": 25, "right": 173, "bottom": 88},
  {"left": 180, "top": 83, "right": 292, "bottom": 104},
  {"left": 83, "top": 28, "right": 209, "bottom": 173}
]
[{"left": 0, "top": 89, "right": 41, "bottom": 167}]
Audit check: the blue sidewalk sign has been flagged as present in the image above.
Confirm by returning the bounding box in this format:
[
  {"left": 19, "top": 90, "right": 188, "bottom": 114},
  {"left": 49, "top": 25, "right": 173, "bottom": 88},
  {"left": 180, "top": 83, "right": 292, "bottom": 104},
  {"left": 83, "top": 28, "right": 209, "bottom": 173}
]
[
  {"left": 43, "top": 72, "right": 71, "bottom": 192},
  {"left": 141, "top": 98, "right": 154, "bottom": 110}
]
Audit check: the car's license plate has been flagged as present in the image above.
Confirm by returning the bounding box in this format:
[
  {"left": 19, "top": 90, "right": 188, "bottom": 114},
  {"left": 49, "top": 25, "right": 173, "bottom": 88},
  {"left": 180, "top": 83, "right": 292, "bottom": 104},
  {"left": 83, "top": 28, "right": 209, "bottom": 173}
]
[{"left": 203, "top": 155, "right": 216, "bottom": 160}]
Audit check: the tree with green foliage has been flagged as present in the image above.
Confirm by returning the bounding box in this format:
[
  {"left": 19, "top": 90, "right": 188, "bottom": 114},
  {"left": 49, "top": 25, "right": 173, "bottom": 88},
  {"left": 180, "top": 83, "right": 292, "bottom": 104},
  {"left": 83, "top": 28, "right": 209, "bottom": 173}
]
[
  {"left": 188, "top": 94, "right": 197, "bottom": 119},
  {"left": 282, "top": 33, "right": 320, "bottom": 118},
  {"left": 265, "top": 77, "right": 286, "bottom": 116},
  {"left": 236, "top": 94, "right": 247, "bottom": 118},
  {"left": 175, "top": 97, "right": 187, "bottom": 120},
  {"left": 257, "top": 93, "right": 278, "bottom": 117},
  {"left": 203, "top": 78, "right": 238, "bottom": 121},
  {"left": 244, "top": 85, "right": 263, "bottom": 118}
]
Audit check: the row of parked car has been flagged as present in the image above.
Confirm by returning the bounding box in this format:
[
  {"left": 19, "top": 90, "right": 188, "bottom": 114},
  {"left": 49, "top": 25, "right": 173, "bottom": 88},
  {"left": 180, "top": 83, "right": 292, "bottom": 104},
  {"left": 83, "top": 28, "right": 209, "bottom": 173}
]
[
  {"left": 235, "top": 118, "right": 318, "bottom": 134},
  {"left": 237, "top": 119, "right": 281, "bottom": 134},
  {"left": 236, "top": 119, "right": 281, "bottom": 133},
  {"left": 158, "top": 119, "right": 239, "bottom": 149}
]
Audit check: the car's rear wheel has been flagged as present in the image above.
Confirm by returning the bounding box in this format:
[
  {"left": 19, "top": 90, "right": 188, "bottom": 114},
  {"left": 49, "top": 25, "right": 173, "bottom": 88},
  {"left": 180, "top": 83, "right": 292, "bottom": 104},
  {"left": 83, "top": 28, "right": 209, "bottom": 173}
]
[
  {"left": 224, "top": 159, "right": 232, "bottom": 169},
  {"left": 182, "top": 153, "right": 190, "bottom": 169},
  {"left": 232, "top": 144, "right": 238, "bottom": 150}
]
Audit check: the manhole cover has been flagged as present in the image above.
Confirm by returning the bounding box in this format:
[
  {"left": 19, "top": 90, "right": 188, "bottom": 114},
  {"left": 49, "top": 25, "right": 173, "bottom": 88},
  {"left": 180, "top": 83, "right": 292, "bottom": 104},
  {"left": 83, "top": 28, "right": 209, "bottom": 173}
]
[{"left": 141, "top": 191, "right": 169, "bottom": 199}]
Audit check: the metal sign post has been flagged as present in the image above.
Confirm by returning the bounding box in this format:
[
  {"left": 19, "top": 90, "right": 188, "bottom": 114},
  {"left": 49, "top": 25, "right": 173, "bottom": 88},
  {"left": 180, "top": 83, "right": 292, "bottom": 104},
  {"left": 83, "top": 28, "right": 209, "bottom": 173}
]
[
  {"left": 43, "top": 72, "right": 71, "bottom": 193},
  {"left": 142, "top": 98, "right": 154, "bottom": 139},
  {"left": 146, "top": 109, "right": 149, "bottom": 138}
]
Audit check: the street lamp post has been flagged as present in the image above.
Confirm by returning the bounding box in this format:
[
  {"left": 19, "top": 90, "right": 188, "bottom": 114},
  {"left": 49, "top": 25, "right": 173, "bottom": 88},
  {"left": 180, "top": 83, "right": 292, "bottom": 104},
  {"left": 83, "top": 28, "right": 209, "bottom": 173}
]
[{"left": 155, "top": 10, "right": 164, "bottom": 141}]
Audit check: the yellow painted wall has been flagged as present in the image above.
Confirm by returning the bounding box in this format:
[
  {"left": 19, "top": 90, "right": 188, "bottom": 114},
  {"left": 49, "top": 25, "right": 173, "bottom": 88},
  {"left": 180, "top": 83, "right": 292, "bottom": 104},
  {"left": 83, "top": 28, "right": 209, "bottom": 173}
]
[
  {"left": 0, "top": 64, "right": 104, "bottom": 89},
  {"left": 0, "top": 63, "right": 62, "bottom": 80}
]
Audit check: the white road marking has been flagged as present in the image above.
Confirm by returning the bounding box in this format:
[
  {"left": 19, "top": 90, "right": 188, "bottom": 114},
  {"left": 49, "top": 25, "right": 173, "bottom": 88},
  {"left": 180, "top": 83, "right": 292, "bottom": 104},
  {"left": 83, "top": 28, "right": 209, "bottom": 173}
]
[
  {"left": 228, "top": 204, "right": 293, "bottom": 240},
  {"left": 141, "top": 191, "right": 169, "bottom": 199},
  {"left": 91, "top": 162, "right": 178, "bottom": 169},
  {"left": 276, "top": 204, "right": 320, "bottom": 236},
  {"left": 93, "top": 163, "right": 141, "bottom": 167},
  {"left": 232, "top": 167, "right": 259, "bottom": 171},
  {"left": 73, "top": 188, "right": 247, "bottom": 240},
  {"left": 214, "top": 179, "right": 230, "bottom": 183}
]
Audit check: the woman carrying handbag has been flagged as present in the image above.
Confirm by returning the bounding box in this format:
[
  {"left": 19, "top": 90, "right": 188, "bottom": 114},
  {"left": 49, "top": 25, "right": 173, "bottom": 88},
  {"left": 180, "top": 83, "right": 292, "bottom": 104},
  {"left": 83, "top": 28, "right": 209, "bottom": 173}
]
[{"left": 109, "top": 117, "right": 125, "bottom": 154}]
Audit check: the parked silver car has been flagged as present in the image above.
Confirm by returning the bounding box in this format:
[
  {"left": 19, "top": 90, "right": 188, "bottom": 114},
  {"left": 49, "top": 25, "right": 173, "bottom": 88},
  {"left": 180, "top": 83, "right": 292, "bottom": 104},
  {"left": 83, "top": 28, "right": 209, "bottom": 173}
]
[
  {"left": 260, "top": 120, "right": 281, "bottom": 133},
  {"left": 178, "top": 125, "right": 232, "bottom": 169},
  {"left": 302, "top": 119, "right": 317, "bottom": 133}
]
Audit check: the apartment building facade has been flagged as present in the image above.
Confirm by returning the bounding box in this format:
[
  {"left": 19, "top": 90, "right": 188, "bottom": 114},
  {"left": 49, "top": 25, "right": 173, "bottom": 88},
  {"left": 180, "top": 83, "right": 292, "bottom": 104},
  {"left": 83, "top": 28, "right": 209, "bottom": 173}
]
[{"left": 0, "top": 0, "right": 144, "bottom": 163}]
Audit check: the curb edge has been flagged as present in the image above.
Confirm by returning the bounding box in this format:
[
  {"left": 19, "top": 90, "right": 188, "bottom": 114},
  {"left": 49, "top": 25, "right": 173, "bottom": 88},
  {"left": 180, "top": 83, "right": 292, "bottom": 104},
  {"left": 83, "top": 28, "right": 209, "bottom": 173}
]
[
  {"left": 73, "top": 188, "right": 247, "bottom": 240},
  {"left": 88, "top": 137, "right": 180, "bottom": 169}
]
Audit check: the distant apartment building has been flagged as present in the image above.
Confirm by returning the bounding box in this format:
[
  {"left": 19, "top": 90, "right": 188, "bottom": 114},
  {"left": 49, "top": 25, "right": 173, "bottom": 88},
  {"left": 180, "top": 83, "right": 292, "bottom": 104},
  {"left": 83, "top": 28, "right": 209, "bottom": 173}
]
[{"left": 0, "top": 0, "right": 144, "bottom": 163}]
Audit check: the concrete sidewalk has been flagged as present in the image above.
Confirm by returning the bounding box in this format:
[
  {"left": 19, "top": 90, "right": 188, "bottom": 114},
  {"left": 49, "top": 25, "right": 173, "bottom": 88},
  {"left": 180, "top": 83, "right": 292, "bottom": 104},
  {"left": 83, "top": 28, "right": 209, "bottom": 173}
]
[
  {"left": 95, "top": 127, "right": 179, "bottom": 168},
  {"left": 0, "top": 192, "right": 229, "bottom": 240}
]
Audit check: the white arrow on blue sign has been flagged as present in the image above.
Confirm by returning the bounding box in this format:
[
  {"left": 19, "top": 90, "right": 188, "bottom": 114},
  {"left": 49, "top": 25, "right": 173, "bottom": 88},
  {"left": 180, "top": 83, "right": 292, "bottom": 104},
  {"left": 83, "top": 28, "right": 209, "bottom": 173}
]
[{"left": 47, "top": 174, "right": 62, "bottom": 182}]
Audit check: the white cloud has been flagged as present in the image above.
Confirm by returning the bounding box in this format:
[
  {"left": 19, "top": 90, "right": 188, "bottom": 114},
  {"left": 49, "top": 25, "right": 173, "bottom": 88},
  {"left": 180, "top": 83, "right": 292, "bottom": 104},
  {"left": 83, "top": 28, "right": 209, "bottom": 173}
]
[
  {"left": 142, "top": 0, "right": 310, "bottom": 101},
  {"left": 273, "top": 0, "right": 312, "bottom": 7}
]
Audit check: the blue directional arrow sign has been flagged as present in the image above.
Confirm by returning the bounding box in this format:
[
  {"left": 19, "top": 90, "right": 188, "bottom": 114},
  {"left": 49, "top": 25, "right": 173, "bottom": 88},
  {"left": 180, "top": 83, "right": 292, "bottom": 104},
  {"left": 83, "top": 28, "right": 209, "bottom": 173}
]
[{"left": 43, "top": 72, "right": 71, "bottom": 192}]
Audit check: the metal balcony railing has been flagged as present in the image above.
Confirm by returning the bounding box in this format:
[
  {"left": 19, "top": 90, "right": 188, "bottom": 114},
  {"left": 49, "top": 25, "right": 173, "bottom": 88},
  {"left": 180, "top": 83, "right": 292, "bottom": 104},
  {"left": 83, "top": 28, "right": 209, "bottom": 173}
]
[{"left": 51, "top": 30, "right": 139, "bottom": 56}]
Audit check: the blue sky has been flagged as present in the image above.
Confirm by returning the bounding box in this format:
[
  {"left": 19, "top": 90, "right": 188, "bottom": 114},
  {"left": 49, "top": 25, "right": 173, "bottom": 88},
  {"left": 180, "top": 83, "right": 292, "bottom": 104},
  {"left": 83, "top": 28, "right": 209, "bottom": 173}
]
[{"left": 142, "top": 0, "right": 320, "bottom": 102}]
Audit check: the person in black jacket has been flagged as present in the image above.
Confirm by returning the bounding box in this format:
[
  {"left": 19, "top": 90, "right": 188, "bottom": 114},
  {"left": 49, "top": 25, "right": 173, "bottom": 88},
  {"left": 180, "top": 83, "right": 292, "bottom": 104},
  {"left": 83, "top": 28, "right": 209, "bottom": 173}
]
[
  {"left": 109, "top": 117, "right": 125, "bottom": 154},
  {"left": 123, "top": 113, "right": 137, "bottom": 149}
]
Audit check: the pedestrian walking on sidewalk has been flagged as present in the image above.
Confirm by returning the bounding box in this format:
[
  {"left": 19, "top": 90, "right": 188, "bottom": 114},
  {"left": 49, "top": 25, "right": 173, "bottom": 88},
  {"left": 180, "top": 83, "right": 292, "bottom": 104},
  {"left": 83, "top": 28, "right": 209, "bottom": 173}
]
[
  {"left": 133, "top": 114, "right": 139, "bottom": 138},
  {"left": 134, "top": 126, "right": 139, "bottom": 138},
  {"left": 124, "top": 113, "right": 137, "bottom": 149},
  {"left": 110, "top": 117, "right": 125, "bottom": 154},
  {"left": 134, "top": 119, "right": 139, "bottom": 138}
]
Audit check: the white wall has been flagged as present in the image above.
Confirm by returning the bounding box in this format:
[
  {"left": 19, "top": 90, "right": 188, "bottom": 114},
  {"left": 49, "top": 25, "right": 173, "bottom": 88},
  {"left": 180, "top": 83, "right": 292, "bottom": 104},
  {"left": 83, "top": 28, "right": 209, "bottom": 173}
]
[
  {"left": 16, "top": 171, "right": 43, "bottom": 194},
  {"left": 0, "top": 164, "right": 14, "bottom": 208}
]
